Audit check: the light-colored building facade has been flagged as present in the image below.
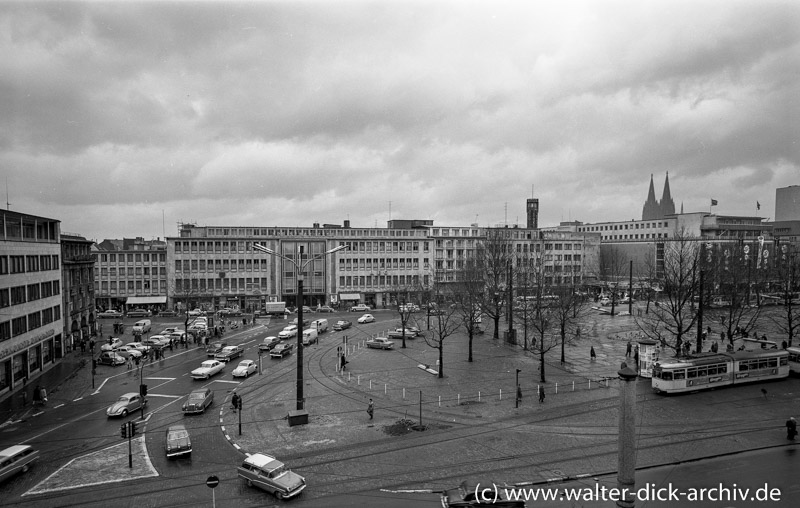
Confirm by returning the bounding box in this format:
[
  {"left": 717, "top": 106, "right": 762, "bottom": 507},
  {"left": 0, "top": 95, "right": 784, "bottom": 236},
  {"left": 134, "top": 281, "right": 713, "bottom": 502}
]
[
  {"left": 93, "top": 237, "right": 168, "bottom": 312},
  {"left": 776, "top": 185, "right": 800, "bottom": 221},
  {"left": 61, "top": 233, "right": 96, "bottom": 353},
  {"left": 0, "top": 211, "right": 63, "bottom": 399}
]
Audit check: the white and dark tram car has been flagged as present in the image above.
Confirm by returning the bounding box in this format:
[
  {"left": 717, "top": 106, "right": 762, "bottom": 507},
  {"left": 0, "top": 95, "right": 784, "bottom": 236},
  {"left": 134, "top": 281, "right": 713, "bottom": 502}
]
[{"left": 651, "top": 349, "right": 789, "bottom": 394}]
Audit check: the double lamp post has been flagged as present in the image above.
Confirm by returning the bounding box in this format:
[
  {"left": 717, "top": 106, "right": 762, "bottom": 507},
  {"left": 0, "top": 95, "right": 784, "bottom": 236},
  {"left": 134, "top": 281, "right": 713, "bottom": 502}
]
[{"left": 253, "top": 243, "right": 348, "bottom": 412}]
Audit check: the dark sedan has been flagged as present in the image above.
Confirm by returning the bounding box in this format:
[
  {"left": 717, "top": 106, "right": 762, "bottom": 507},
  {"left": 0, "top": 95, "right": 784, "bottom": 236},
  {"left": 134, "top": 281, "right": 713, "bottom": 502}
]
[{"left": 333, "top": 320, "right": 352, "bottom": 331}]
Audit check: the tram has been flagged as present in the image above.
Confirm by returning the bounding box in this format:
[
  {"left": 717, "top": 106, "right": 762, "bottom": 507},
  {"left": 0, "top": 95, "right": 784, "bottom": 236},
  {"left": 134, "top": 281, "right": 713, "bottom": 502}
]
[
  {"left": 651, "top": 349, "right": 789, "bottom": 394},
  {"left": 787, "top": 347, "right": 800, "bottom": 376}
]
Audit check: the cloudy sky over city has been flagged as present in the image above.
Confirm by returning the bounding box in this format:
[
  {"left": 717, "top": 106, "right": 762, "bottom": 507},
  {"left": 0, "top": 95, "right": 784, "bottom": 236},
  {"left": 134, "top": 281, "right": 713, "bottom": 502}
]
[{"left": 2, "top": 0, "right": 797, "bottom": 241}]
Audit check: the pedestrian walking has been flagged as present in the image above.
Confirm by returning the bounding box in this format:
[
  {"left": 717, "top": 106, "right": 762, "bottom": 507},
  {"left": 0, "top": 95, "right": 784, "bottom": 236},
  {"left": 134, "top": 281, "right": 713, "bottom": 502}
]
[
  {"left": 134, "top": 354, "right": 140, "bottom": 366},
  {"left": 590, "top": 346, "right": 596, "bottom": 360},
  {"left": 539, "top": 389, "right": 545, "bottom": 403},
  {"left": 231, "top": 392, "right": 240, "bottom": 413},
  {"left": 787, "top": 417, "right": 797, "bottom": 440},
  {"left": 39, "top": 386, "right": 47, "bottom": 405},
  {"left": 127, "top": 356, "right": 133, "bottom": 370},
  {"left": 33, "top": 385, "right": 41, "bottom": 406},
  {"left": 89, "top": 339, "right": 95, "bottom": 352},
  {"left": 21, "top": 390, "right": 27, "bottom": 407},
  {"left": 367, "top": 398, "right": 374, "bottom": 420},
  {"left": 625, "top": 340, "right": 632, "bottom": 358}
]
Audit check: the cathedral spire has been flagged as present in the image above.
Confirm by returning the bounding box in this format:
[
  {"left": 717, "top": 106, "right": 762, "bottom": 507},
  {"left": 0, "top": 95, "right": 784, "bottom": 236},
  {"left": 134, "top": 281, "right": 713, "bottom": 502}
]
[
  {"left": 660, "top": 172, "right": 676, "bottom": 216},
  {"left": 642, "top": 174, "right": 661, "bottom": 220}
]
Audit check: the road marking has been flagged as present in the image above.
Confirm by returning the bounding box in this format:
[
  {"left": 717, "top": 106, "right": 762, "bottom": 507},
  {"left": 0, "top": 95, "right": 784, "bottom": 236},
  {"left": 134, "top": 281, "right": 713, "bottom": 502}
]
[
  {"left": 146, "top": 394, "right": 182, "bottom": 399},
  {"left": 144, "top": 377, "right": 175, "bottom": 380},
  {"left": 213, "top": 380, "right": 241, "bottom": 384}
]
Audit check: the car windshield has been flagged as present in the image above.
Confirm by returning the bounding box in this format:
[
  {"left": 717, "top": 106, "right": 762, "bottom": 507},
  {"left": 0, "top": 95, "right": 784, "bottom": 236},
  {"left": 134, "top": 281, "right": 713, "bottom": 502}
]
[
  {"left": 238, "top": 361, "right": 250, "bottom": 367},
  {"left": 168, "top": 429, "right": 189, "bottom": 440},
  {"left": 189, "top": 392, "right": 206, "bottom": 400},
  {"left": 119, "top": 395, "right": 132, "bottom": 402},
  {"left": 201, "top": 361, "right": 216, "bottom": 368}
]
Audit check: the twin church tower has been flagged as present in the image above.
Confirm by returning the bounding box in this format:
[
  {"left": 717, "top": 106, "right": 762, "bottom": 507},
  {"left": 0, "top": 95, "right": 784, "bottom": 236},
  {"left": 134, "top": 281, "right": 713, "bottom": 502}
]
[{"left": 642, "top": 173, "right": 676, "bottom": 221}]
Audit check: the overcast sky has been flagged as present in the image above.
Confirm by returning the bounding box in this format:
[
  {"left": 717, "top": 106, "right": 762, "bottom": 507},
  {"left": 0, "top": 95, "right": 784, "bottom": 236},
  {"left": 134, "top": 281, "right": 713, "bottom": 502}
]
[{"left": 2, "top": 0, "right": 798, "bottom": 242}]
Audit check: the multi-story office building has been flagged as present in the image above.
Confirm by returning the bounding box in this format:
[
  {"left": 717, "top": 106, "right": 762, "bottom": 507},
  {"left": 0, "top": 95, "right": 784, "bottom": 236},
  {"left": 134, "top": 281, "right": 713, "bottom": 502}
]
[
  {"left": 93, "top": 237, "right": 168, "bottom": 312},
  {"left": 61, "top": 233, "right": 96, "bottom": 352},
  {"left": 0, "top": 211, "right": 63, "bottom": 399}
]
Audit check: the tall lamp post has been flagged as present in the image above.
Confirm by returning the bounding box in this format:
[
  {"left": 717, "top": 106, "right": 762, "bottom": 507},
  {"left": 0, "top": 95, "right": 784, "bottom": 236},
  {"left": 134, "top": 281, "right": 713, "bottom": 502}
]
[{"left": 253, "top": 243, "right": 348, "bottom": 411}]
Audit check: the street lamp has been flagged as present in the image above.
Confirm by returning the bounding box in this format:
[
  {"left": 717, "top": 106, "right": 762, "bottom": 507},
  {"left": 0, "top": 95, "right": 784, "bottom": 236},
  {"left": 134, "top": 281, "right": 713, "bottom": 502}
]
[{"left": 253, "top": 243, "right": 348, "bottom": 411}]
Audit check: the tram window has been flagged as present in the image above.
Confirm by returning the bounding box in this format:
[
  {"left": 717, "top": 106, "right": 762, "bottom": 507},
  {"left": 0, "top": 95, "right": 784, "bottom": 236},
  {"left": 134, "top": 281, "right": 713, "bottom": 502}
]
[
  {"left": 674, "top": 371, "right": 685, "bottom": 380},
  {"left": 719, "top": 364, "right": 728, "bottom": 373},
  {"left": 758, "top": 360, "right": 770, "bottom": 369},
  {"left": 790, "top": 353, "right": 800, "bottom": 362},
  {"left": 707, "top": 366, "right": 717, "bottom": 375},
  {"left": 662, "top": 371, "right": 673, "bottom": 381},
  {"left": 687, "top": 368, "right": 698, "bottom": 378},
  {"left": 697, "top": 368, "right": 707, "bottom": 377},
  {"left": 781, "top": 358, "right": 788, "bottom": 366},
  {"left": 769, "top": 358, "right": 778, "bottom": 367},
  {"left": 739, "top": 362, "right": 748, "bottom": 371}
]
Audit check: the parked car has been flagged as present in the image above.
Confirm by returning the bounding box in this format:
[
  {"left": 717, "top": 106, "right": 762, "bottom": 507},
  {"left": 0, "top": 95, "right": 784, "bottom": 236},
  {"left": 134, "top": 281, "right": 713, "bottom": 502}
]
[
  {"left": 144, "top": 336, "right": 169, "bottom": 349},
  {"left": 132, "top": 319, "right": 152, "bottom": 334},
  {"left": 232, "top": 360, "right": 257, "bottom": 378},
  {"left": 289, "top": 318, "right": 310, "bottom": 327},
  {"left": 366, "top": 337, "right": 395, "bottom": 350},
  {"left": 98, "top": 310, "right": 123, "bottom": 319},
  {"left": 357, "top": 313, "right": 375, "bottom": 324},
  {"left": 160, "top": 327, "right": 181, "bottom": 335},
  {"left": 333, "top": 320, "right": 352, "bottom": 331},
  {"left": 127, "top": 308, "right": 152, "bottom": 318},
  {"left": 188, "top": 309, "right": 206, "bottom": 317},
  {"left": 97, "top": 351, "right": 126, "bottom": 366},
  {"left": 100, "top": 337, "right": 124, "bottom": 351},
  {"left": 182, "top": 388, "right": 214, "bottom": 414},
  {"left": 191, "top": 360, "right": 225, "bottom": 380},
  {"left": 237, "top": 453, "right": 306, "bottom": 499},
  {"left": 278, "top": 325, "right": 298, "bottom": 339},
  {"left": 0, "top": 445, "right": 39, "bottom": 482},
  {"left": 350, "top": 304, "right": 371, "bottom": 312},
  {"left": 215, "top": 345, "right": 243, "bottom": 362},
  {"left": 126, "top": 342, "right": 150, "bottom": 353},
  {"left": 114, "top": 345, "right": 143, "bottom": 359},
  {"left": 387, "top": 328, "right": 417, "bottom": 339},
  {"left": 259, "top": 336, "right": 281, "bottom": 352},
  {"left": 206, "top": 342, "right": 227, "bottom": 357},
  {"left": 169, "top": 331, "right": 187, "bottom": 344},
  {"left": 165, "top": 424, "right": 192, "bottom": 458},
  {"left": 106, "top": 392, "right": 147, "bottom": 417},
  {"left": 316, "top": 306, "right": 335, "bottom": 313},
  {"left": 441, "top": 480, "right": 525, "bottom": 507},
  {"left": 399, "top": 303, "right": 420, "bottom": 312},
  {"left": 270, "top": 343, "right": 294, "bottom": 358},
  {"left": 220, "top": 307, "right": 242, "bottom": 317}
]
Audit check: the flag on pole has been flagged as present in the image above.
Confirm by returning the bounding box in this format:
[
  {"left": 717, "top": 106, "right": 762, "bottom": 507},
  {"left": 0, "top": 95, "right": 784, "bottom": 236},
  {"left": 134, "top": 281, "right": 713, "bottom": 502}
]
[
  {"left": 711, "top": 199, "right": 718, "bottom": 206},
  {"left": 757, "top": 201, "right": 761, "bottom": 210}
]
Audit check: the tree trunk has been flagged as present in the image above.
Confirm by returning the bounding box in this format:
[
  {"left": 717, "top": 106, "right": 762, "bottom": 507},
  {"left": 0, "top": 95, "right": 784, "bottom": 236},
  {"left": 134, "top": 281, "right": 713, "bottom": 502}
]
[
  {"left": 539, "top": 348, "right": 546, "bottom": 383},
  {"left": 493, "top": 315, "right": 500, "bottom": 339},
  {"left": 468, "top": 332, "right": 473, "bottom": 362},
  {"left": 438, "top": 345, "right": 444, "bottom": 378}
]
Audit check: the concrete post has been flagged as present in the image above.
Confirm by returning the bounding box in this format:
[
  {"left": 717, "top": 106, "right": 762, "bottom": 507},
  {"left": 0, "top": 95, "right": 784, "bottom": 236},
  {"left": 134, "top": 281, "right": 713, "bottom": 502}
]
[{"left": 617, "top": 362, "right": 638, "bottom": 508}]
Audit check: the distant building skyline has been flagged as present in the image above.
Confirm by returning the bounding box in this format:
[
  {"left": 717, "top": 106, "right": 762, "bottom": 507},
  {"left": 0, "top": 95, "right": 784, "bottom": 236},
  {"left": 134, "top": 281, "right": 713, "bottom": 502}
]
[{"left": 642, "top": 173, "right": 676, "bottom": 221}]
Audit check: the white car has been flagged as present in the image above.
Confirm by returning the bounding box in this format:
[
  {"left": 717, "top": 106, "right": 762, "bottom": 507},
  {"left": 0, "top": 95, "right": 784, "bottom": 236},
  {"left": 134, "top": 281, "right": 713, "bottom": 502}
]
[
  {"left": 160, "top": 327, "right": 181, "bottom": 335},
  {"left": 366, "top": 337, "right": 395, "bottom": 350},
  {"left": 115, "top": 345, "right": 143, "bottom": 359},
  {"left": 350, "top": 304, "right": 371, "bottom": 312},
  {"left": 100, "top": 337, "right": 124, "bottom": 351},
  {"left": 127, "top": 342, "right": 150, "bottom": 353},
  {"left": 232, "top": 360, "right": 257, "bottom": 378},
  {"left": 188, "top": 309, "right": 205, "bottom": 317},
  {"left": 278, "top": 325, "right": 298, "bottom": 339},
  {"left": 191, "top": 360, "right": 225, "bottom": 380},
  {"left": 357, "top": 313, "right": 375, "bottom": 324}
]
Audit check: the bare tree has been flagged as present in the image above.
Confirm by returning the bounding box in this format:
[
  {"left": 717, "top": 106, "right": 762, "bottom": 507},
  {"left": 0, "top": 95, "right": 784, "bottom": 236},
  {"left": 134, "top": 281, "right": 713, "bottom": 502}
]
[
  {"left": 452, "top": 255, "right": 486, "bottom": 362},
  {"left": 768, "top": 240, "right": 800, "bottom": 346},
  {"left": 476, "top": 228, "right": 514, "bottom": 339},
  {"left": 416, "top": 273, "right": 463, "bottom": 378},
  {"left": 597, "top": 245, "right": 629, "bottom": 315},
  {"left": 635, "top": 230, "right": 701, "bottom": 356}
]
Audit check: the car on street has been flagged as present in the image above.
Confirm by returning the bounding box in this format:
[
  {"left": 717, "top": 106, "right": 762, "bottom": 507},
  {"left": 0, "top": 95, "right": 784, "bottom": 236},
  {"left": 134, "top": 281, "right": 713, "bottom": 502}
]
[
  {"left": 159, "top": 310, "right": 178, "bottom": 317},
  {"left": 237, "top": 453, "right": 306, "bottom": 499},
  {"left": 441, "top": 480, "right": 525, "bottom": 507},
  {"left": 271, "top": 343, "right": 294, "bottom": 358},
  {"left": 165, "top": 424, "right": 192, "bottom": 458},
  {"left": 106, "top": 392, "right": 147, "bottom": 417},
  {"left": 126, "top": 342, "right": 150, "bottom": 353},
  {"left": 188, "top": 309, "right": 205, "bottom": 317},
  {"left": 206, "top": 342, "right": 227, "bottom": 357},
  {"left": 114, "top": 345, "right": 143, "bottom": 359},
  {"left": 182, "top": 388, "right": 214, "bottom": 414},
  {"left": 97, "top": 351, "right": 126, "bottom": 366},
  {"left": 333, "top": 320, "right": 352, "bottom": 331},
  {"left": 169, "top": 331, "right": 187, "bottom": 344},
  {"left": 259, "top": 336, "right": 281, "bottom": 352},
  {"left": 278, "top": 325, "right": 298, "bottom": 339},
  {"left": 289, "top": 318, "right": 310, "bottom": 327},
  {"left": 0, "top": 445, "right": 39, "bottom": 482},
  {"left": 220, "top": 307, "right": 242, "bottom": 317},
  {"left": 366, "top": 337, "right": 395, "bottom": 350},
  {"left": 127, "top": 308, "right": 152, "bottom": 318},
  {"left": 399, "top": 303, "right": 420, "bottom": 312},
  {"left": 191, "top": 360, "right": 225, "bottom": 380},
  {"left": 350, "top": 304, "right": 371, "bottom": 312},
  {"left": 357, "top": 313, "right": 375, "bottom": 324},
  {"left": 215, "top": 345, "right": 243, "bottom": 362},
  {"left": 301, "top": 329, "right": 318, "bottom": 346},
  {"left": 98, "top": 310, "right": 123, "bottom": 319},
  {"left": 316, "top": 306, "right": 335, "bottom": 313},
  {"left": 387, "top": 328, "right": 418, "bottom": 339},
  {"left": 160, "top": 327, "right": 181, "bottom": 335},
  {"left": 291, "top": 306, "right": 313, "bottom": 314},
  {"left": 144, "top": 335, "right": 170, "bottom": 348},
  {"left": 100, "top": 337, "right": 124, "bottom": 351},
  {"left": 232, "top": 360, "right": 257, "bottom": 378}
]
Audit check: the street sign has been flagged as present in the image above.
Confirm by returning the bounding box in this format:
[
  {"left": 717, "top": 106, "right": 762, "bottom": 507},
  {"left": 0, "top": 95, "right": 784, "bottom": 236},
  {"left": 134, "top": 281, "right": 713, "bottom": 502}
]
[{"left": 206, "top": 475, "right": 220, "bottom": 489}]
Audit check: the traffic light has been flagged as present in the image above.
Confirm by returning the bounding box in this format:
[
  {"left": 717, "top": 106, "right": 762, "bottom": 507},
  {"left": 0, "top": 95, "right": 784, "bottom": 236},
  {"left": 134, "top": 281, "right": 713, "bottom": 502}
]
[
  {"left": 92, "top": 359, "right": 97, "bottom": 369},
  {"left": 130, "top": 421, "right": 139, "bottom": 436},
  {"left": 120, "top": 423, "right": 128, "bottom": 439},
  {"left": 238, "top": 397, "right": 243, "bottom": 410},
  {"left": 139, "top": 384, "right": 148, "bottom": 397}
]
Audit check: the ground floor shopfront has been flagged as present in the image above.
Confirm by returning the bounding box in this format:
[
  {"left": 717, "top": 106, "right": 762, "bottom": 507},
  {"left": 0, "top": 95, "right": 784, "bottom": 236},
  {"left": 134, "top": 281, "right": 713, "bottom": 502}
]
[{"left": 0, "top": 326, "right": 60, "bottom": 401}]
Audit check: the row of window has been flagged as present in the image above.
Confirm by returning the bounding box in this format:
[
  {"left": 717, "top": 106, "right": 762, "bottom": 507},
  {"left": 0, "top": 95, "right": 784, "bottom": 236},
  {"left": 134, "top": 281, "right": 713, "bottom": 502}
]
[
  {"left": 0, "top": 305, "right": 61, "bottom": 343},
  {"left": 0, "top": 255, "right": 59, "bottom": 275},
  {"left": 175, "top": 259, "right": 267, "bottom": 272},
  {"left": 339, "top": 258, "right": 428, "bottom": 271},
  {"left": 342, "top": 241, "right": 429, "bottom": 252},
  {"left": 339, "top": 275, "right": 428, "bottom": 288},
  {"left": 174, "top": 278, "right": 268, "bottom": 292},
  {"left": 97, "top": 280, "right": 167, "bottom": 292},
  {"left": 655, "top": 357, "right": 782, "bottom": 380},
  {"left": 580, "top": 221, "right": 671, "bottom": 232},
  {"left": 0, "top": 280, "right": 60, "bottom": 308},
  {"left": 602, "top": 233, "right": 668, "bottom": 240},
  {"left": 98, "top": 253, "right": 167, "bottom": 263},
  {"left": 99, "top": 267, "right": 167, "bottom": 277},
  {"left": 202, "top": 227, "right": 430, "bottom": 238}
]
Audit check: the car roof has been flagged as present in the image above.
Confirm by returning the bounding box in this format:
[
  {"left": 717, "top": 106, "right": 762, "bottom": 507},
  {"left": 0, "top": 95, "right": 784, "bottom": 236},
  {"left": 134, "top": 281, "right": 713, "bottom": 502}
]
[
  {"left": 120, "top": 392, "right": 139, "bottom": 398},
  {"left": 0, "top": 445, "right": 33, "bottom": 458},
  {"left": 245, "top": 453, "right": 283, "bottom": 469}
]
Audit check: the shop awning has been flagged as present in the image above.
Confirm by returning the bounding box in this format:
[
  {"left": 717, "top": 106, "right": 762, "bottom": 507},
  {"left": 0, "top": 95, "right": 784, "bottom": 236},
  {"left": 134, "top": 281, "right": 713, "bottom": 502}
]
[
  {"left": 339, "top": 293, "right": 361, "bottom": 301},
  {"left": 126, "top": 296, "right": 167, "bottom": 305}
]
